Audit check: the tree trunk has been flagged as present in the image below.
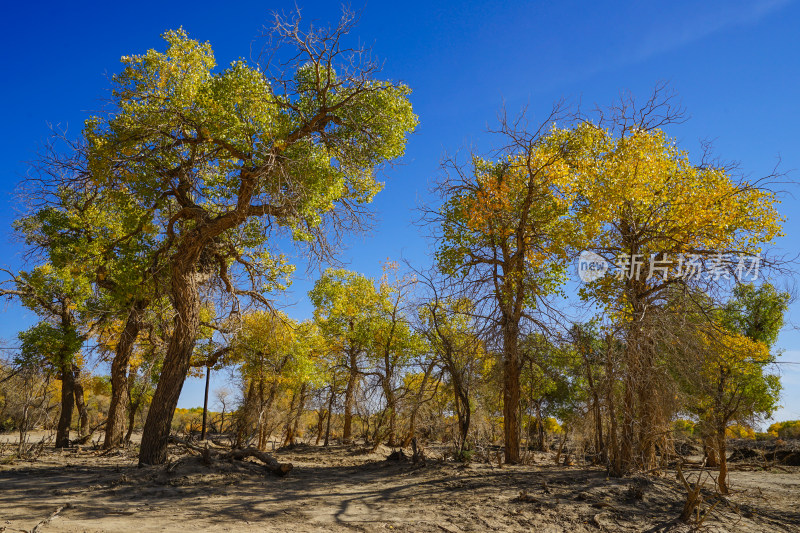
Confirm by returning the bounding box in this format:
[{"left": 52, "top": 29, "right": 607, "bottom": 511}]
[
  {"left": 283, "top": 388, "right": 298, "bottom": 446},
  {"left": 534, "top": 403, "right": 545, "bottom": 452},
  {"left": 555, "top": 430, "right": 568, "bottom": 465},
  {"left": 452, "top": 370, "right": 471, "bottom": 452},
  {"left": 717, "top": 427, "right": 729, "bottom": 494},
  {"left": 103, "top": 301, "right": 144, "bottom": 449},
  {"left": 384, "top": 380, "right": 396, "bottom": 446},
  {"left": 257, "top": 379, "right": 280, "bottom": 450},
  {"left": 55, "top": 362, "right": 75, "bottom": 448},
  {"left": 73, "top": 365, "right": 89, "bottom": 437},
  {"left": 584, "top": 358, "right": 605, "bottom": 463},
  {"left": 404, "top": 359, "right": 435, "bottom": 446},
  {"left": 235, "top": 380, "right": 257, "bottom": 448},
  {"left": 603, "top": 336, "right": 622, "bottom": 476},
  {"left": 457, "top": 396, "right": 471, "bottom": 453},
  {"left": 635, "top": 346, "right": 657, "bottom": 470},
  {"left": 290, "top": 382, "right": 307, "bottom": 445},
  {"left": 125, "top": 397, "right": 139, "bottom": 443},
  {"left": 619, "top": 377, "right": 636, "bottom": 474},
  {"left": 324, "top": 386, "right": 335, "bottom": 447},
  {"left": 502, "top": 321, "right": 521, "bottom": 464},
  {"left": 593, "top": 396, "right": 604, "bottom": 463},
  {"left": 343, "top": 350, "right": 358, "bottom": 444},
  {"left": 704, "top": 434, "right": 719, "bottom": 467},
  {"left": 314, "top": 405, "right": 326, "bottom": 446},
  {"left": 18, "top": 408, "right": 26, "bottom": 451},
  {"left": 619, "top": 325, "right": 641, "bottom": 476},
  {"left": 139, "top": 265, "right": 201, "bottom": 465},
  {"left": 617, "top": 274, "right": 646, "bottom": 476},
  {"left": 201, "top": 365, "right": 211, "bottom": 440}
]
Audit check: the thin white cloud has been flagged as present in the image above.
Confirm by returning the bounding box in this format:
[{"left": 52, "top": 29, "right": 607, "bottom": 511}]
[
  {"left": 547, "top": 0, "right": 794, "bottom": 89},
  {"left": 631, "top": 0, "right": 793, "bottom": 63}
]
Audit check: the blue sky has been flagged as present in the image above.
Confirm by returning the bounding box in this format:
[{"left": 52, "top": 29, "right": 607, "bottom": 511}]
[{"left": 1, "top": 0, "right": 799, "bottom": 424}]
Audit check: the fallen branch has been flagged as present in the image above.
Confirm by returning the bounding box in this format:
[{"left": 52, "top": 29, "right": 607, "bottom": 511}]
[
  {"left": 168, "top": 435, "right": 206, "bottom": 453},
  {"left": 31, "top": 503, "right": 71, "bottom": 533},
  {"left": 72, "top": 419, "right": 108, "bottom": 446},
  {"left": 675, "top": 459, "right": 706, "bottom": 467},
  {"left": 210, "top": 437, "right": 233, "bottom": 448},
  {"left": 227, "top": 447, "right": 293, "bottom": 475},
  {"left": 731, "top": 462, "right": 790, "bottom": 473},
  {"left": 167, "top": 435, "right": 292, "bottom": 476}
]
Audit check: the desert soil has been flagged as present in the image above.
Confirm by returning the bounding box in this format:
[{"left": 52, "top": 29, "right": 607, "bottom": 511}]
[{"left": 1, "top": 435, "right": 798, "bottom": 532}]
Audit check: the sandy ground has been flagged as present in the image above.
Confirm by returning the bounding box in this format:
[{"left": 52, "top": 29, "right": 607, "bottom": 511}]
[{"left": 1, "top": 435, "right": 799, "bottom": 532}]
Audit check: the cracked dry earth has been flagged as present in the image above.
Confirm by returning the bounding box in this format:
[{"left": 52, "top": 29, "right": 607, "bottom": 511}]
[{"left": 1, "top": 443, "right": 799, "bottom": 532}]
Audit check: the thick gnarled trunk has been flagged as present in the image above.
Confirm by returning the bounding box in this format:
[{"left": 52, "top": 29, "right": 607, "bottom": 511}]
[
  {"left": 617, "top": 286, "right": 647, "bottom": 476},
  {"left": 139, "top": 264, "right": 200, "bottom": 465},
  {"left": 235, "top": 381, "right": 257, "bottom": 448}
]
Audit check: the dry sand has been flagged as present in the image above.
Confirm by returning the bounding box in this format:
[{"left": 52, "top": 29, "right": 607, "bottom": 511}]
[{"left": 1, "top": 435, "right": 798, "bottom": 532}]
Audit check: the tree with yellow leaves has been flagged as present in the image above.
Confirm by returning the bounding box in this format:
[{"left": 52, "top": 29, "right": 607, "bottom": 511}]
[
  {"left": 418, "top": 295, "right": 488, "bottom": 455},
  {"left": 567, "top": 90, "right": 784, "bottom": 474},
  {"left": 368, "top": 264, "right": 427, "bottom": 446},
  {"left": 310, "top": 268, "right": 383, "bottom": 444},
  {"left": 431, "top": 104, "right": 585, "bottom": 463},
  {"left": 226, "top": 310, "right": 314, "bottom": 450}
]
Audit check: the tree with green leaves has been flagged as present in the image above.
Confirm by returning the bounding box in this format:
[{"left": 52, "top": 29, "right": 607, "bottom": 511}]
[
  {"left": 279, "top": 320, "right": 326, "bottom": 447},
  {"left": 310, "top": 268, "right": 382, "bottom": 443},
  {"left": 14, "top": 141, "right": 166, "bottom": 449},
  {"left": 562, "top": 322, "right": 608, "bottom": 462},
  {"left": 2, "top": 265, "right": 93, "bottom": 447},
  {"left": 678, "top": 283, "right": 787, "bottom": 493},
  {"left": 227, "top": 310, "right": 297, "bottom": 449},
  {"left": 0, "top": 355, "right": 58, "bottom": 453},
  {"left": 368, "top": 264, "right": 424, "bottom": 446},
  {"left": 518, "top": 331, "right": 585, "bottom": 458},
  {"left": 79, "top": 12, "right": 415, "bottom": 464}
]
